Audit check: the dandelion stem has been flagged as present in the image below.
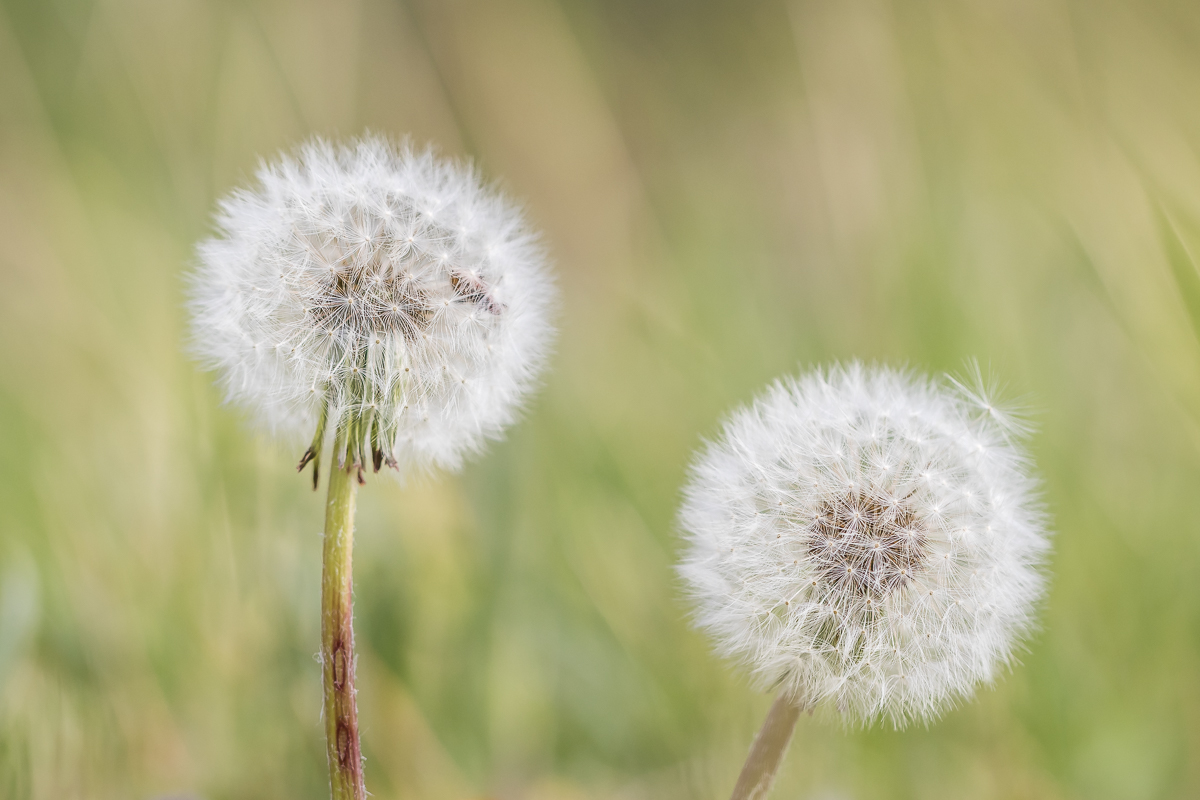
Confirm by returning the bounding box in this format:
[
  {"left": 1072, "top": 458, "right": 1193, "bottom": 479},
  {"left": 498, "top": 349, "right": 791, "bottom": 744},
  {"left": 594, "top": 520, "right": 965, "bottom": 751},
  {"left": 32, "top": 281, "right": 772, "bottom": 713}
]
[
  {"left": 729, "top": 692, "right": 806, "bottom": 800},
  {"left": 321, "top": 453, "right": 365, "bottom": 800}
]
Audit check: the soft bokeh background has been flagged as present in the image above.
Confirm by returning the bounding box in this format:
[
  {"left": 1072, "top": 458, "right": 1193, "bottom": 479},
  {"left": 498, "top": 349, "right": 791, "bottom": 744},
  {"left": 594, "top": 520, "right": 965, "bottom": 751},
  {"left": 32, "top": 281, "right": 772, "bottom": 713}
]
[{"left": 3, "top": 0, "right": 1200, "bottom": 798}]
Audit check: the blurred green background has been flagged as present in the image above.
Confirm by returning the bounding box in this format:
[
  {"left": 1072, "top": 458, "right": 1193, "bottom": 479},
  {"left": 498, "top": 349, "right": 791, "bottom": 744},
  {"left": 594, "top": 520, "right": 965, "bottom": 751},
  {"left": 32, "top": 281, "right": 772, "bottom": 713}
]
[{"left": 3, "top": 0, "right": 1200, "bottom": 797}]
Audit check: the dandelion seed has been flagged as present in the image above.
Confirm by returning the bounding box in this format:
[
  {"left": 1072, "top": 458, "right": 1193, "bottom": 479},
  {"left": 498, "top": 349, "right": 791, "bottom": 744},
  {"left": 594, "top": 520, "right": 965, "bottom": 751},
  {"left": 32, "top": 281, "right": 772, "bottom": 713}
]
[
  {"left": 190, "top": 135, "right": 555, "bottom": 479},
  {"left": 677, "top": 363, "right": 1050, "bottom": 799}
]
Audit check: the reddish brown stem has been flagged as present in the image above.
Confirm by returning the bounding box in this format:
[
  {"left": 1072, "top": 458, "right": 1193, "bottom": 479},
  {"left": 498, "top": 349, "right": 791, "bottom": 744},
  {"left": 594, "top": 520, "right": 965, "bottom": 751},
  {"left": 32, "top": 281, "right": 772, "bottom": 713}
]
[{"left": 321, "top": 460, "right": 365, "bottom": 800}]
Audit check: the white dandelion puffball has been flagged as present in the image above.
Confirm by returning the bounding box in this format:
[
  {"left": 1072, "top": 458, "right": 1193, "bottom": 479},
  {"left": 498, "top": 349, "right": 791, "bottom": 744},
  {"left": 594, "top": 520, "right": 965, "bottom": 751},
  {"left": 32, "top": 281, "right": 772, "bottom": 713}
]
[
  {"left": 190, "top": 136, "right": 555, "bottom": 481},
  {"left": 678, "top": 364, "right": 1050, "bottom": 726}
]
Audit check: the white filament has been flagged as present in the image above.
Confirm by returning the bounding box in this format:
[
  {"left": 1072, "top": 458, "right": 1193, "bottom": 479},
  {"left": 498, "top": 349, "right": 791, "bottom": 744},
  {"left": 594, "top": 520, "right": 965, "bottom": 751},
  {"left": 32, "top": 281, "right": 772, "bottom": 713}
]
[
  {"left": 678, "top": 364, "right": 1050, "bottom": 726},
  {"left": 190, "top": 135, "right": 556, "bottom": 475}
]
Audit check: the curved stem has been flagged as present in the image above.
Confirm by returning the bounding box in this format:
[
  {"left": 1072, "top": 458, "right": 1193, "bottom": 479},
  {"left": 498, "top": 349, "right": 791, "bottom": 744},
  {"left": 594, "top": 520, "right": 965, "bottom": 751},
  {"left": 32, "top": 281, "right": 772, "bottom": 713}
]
[
  {"left": 729, "top": 693, "right": 805, "bottom": 800},
  {"left": 322, "top": 459, "right": 365, "bottom": 800}
]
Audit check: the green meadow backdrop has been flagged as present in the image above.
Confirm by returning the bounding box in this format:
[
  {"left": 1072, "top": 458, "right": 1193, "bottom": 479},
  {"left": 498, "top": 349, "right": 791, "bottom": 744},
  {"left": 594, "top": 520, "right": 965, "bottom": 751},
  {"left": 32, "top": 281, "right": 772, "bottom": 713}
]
[{"left": 3, "top": 0, "right": 1200, "bottom": 798}]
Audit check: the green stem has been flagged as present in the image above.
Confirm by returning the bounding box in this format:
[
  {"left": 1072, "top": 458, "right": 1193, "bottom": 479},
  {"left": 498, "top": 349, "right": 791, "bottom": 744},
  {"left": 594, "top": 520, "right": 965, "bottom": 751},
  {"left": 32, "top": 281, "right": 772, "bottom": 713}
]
[
  {"left": 321, "top": 457, "right": 365, "bottom": 800},
  {"left": 728, "top": 692, "right": 805, "bottom": 800}
]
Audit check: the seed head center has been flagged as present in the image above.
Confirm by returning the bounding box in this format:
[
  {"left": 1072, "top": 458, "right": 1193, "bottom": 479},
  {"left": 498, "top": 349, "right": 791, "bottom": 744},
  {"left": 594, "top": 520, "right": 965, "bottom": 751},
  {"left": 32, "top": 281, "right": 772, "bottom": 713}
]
[
  {"left": 807, "top": 492, "right": 927, "bottom": 598},
  {"left": 304, "top": 239, "right": 433, "bottom": 339},
  {"left": 298, "top": 212, "right": 504, "bottom": 339}
]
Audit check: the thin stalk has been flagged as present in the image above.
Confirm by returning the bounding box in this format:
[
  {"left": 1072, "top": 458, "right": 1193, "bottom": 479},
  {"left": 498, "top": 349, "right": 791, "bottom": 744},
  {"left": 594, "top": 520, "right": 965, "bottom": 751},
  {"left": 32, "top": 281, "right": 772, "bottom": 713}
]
[
  {"left": 321, "top": 454, "right": 365, "bottom": 800},
  {"left": 729, "top": 693, "right": 806, "bottom": 800}
]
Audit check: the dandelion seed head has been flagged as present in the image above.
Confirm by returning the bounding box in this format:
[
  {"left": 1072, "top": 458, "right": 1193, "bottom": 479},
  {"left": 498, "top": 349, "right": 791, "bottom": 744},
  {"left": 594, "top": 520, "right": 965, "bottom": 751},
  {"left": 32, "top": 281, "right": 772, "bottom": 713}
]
[
  {"left": 677, "top": 363, "right": 1050, "bottom": 727},
  {"left": 190, "top": 135, "right": 555, "bottom": 475}
]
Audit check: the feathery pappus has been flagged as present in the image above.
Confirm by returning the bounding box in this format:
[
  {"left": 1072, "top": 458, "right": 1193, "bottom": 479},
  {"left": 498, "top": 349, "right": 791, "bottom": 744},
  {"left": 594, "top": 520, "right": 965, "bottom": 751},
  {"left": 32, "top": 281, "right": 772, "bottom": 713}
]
[
  {"left": 678, "top": 363, "right": 1050, "bottom": 727},
  {"left": 190, "top": 135, "right": 556, "bottom": 485}
]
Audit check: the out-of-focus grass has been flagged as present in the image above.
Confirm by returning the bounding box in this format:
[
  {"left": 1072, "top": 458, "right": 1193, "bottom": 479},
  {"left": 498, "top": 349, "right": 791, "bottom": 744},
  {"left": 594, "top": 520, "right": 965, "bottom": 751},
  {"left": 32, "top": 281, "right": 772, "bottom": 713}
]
[{"left": 3, "top": 0, "right": 1200, "bottom": 798}]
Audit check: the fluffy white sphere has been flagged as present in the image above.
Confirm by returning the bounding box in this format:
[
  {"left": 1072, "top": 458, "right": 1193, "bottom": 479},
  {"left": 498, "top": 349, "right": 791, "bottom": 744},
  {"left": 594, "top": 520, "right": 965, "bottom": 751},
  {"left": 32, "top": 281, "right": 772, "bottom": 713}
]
[
  {"left": 190, "top": 136, "right": 555, "bottom": 480},
  {"left": 678, "top": 364, "right": 1050, "bottom": 727}
]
